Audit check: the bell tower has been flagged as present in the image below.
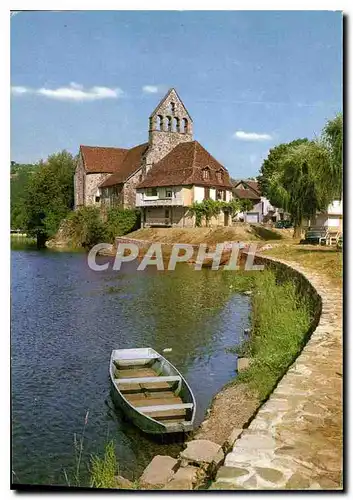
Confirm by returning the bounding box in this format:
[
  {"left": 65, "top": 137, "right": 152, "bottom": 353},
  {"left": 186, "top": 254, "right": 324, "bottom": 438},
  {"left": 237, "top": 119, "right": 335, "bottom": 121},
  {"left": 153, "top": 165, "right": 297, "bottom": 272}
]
[{"left": 145, "top": 88, "right": 193, "bottom": 173}]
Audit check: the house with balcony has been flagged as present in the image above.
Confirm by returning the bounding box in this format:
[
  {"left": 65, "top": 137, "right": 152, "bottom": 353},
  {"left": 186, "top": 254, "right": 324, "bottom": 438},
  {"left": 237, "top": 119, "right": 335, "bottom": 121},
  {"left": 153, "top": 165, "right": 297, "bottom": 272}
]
[{"left": 136, "top": 141, "right": 233, "bottom": 227}]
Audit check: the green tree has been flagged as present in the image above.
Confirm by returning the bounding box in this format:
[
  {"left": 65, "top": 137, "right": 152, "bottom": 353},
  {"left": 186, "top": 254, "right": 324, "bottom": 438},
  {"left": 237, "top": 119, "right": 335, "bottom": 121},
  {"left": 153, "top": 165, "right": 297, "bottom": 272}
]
[
  {"left": 321, "top": 112, "right": 343, "bottom": 199},
  {"left": 258, "top": 138, "right": 309, "bottom": 204},
  {"left": 258, "top": 114, "right": 342, "bottom": 238},
  {"left": 10, "top": 162, "right": 38, "bottom": 229},
  {"left": 273, "top": 141, "right": 332, "bottom": 237},
  {"left": 239, "top": 199, "right": 254, "bottom": 213},
  {"left": 23, "top": 151, "right": 76, "bottom": 247}
]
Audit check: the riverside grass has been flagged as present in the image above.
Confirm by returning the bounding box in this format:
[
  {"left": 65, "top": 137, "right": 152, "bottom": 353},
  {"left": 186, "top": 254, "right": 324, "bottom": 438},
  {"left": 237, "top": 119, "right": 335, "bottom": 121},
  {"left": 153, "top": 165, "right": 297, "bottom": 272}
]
[
  {"left": 235, "top": 269, "right": 311, "bottom": 401},
  {"left": 90, "top": 440, "right": 118, "bottom": 489}
]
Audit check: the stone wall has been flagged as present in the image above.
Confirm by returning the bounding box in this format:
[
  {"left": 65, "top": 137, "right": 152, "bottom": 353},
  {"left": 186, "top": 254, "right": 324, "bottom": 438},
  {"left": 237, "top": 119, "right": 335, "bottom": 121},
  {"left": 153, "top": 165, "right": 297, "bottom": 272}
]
[
  {"left": 74, "top": 155, "right": 85, "bottom": 208},
  {"left": 85, "top": 172, "right": 111, "bottom": 206},
  {"left": 100, "top": 185, "right": 124, "bottom": 208},
  {"left": 145, "top": 88, "right": 193, "bottom": 174},
  {"left": 122, "top": 168, "right": 143, "bottom": 208},
  {"left": 145, "top": 132, "right": 193, "bottom": 174}
]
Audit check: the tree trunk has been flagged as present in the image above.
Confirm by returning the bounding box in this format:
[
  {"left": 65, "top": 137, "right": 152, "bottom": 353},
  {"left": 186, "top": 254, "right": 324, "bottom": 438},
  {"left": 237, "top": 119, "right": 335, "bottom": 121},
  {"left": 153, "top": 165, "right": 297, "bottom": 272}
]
[
  {"left": 36, "top": 233, "right": 47, "bottom": 249},
  {"left": 293, "top": 224, "right": 303, "bottom": 239}
]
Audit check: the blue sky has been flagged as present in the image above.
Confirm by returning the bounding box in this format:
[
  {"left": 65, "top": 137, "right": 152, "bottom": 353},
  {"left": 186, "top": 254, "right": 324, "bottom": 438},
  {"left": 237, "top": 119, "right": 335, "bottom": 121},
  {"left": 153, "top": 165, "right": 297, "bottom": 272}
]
[{"left": 11, "top": 10, "right": 342, "bottom": 178}]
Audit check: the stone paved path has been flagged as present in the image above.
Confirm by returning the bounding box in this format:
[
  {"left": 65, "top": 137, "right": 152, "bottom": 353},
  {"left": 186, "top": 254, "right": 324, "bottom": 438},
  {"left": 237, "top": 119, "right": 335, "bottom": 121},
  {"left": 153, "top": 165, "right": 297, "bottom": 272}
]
[{"left": 210, "top": 256, "right": 343, "bottom": 490}]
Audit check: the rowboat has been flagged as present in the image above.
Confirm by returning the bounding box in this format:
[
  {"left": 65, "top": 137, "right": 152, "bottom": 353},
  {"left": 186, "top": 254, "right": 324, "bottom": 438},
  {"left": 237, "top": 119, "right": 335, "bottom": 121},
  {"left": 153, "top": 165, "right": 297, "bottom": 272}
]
[{"left": 109, "top": 348, "right": 196, "bottom": 435}]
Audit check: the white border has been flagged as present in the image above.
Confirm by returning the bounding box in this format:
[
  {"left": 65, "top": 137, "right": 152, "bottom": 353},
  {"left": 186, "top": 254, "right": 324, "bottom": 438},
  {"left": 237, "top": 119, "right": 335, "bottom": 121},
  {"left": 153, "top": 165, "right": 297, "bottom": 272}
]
[{"left": 5, "top": 4, "right": 347, "bottom": 499}]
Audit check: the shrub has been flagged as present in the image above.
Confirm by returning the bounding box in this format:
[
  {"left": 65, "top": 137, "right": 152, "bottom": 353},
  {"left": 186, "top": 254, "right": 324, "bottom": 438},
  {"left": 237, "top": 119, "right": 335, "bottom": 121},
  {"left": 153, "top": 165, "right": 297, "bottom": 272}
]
[
  {"left": 105, "top": 208, "right": 140, "bottom": 242},
  {"left": 66, "top": 207, "right": 107, "bottom": 248}
]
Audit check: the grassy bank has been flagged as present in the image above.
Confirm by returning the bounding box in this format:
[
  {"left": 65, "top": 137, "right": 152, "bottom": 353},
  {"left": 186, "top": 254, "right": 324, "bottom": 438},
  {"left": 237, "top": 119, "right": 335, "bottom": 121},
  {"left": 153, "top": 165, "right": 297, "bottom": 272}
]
[
  {"left": 196, "top": 266, "right": 313, "bottom": 444},
  {"left": 236, "top": 269, "right": 311, "bottom": 400},
  {"left": 262, "top": 244, "right": 342, "bottom": 287}
]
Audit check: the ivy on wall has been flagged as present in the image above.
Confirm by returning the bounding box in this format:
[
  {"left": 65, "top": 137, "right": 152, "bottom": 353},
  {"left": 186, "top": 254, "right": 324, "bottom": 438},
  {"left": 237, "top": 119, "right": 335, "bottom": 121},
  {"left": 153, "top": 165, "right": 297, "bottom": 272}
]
[{"left": 188, "top": 199, "right": 241, "bottom": 227}]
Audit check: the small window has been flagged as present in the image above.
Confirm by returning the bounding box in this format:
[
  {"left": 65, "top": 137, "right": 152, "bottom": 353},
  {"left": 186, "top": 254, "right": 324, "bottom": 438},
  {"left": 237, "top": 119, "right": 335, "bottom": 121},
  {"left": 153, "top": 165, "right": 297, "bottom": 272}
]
[
  {"left": 166, "top": 188, "right": 173, "bottom": 198},
  {"left": 139, "top": 174, "right": 143, "bottom": 182},
  {"left": 202, "top": 168, "right": 210, "bottom": 181},
  {"left": 146, "top": 187, "right": 158, "bottom": 197},
  {"left": 95, "top": 196, "right": 100, "bottom": 203},
  {"left": 216, "top": 189, "right": 224, "bottom": 200},
  {"left": 217, "top": 170, "right": 223, "bottom": 182}
]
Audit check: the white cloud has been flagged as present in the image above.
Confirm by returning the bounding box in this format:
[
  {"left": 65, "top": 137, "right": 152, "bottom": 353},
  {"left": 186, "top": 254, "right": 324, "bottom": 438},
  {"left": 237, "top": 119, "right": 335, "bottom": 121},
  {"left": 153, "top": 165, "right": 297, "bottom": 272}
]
[
  {"left": 233, "top": 130, "right": 272, "bottom": 141},
  {"left": 11, "top": 83, "right": 124, "bottom": 101},
  {"left": 69, "top": 82, "right": 83, "bottom": 90},
  {"left": 11, "top": 86, "right": 30, "bottom": 95},
  {"left": 142, "top": 85, "right": 161, "bottom": 94}
]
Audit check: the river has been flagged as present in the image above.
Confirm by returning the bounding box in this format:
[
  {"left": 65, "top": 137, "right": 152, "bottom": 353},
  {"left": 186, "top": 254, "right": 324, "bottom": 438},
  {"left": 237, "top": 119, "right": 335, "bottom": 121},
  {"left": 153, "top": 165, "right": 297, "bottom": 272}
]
[{"left": 11, "top": 243, "right": 251, "bottom": 486}]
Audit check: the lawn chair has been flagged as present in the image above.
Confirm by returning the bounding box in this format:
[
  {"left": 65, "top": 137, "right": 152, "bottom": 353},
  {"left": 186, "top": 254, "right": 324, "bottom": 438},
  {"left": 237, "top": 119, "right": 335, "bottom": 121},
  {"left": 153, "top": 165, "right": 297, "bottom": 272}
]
[{"left": 327, "top": 230, "right": 340, "bottom": 246}]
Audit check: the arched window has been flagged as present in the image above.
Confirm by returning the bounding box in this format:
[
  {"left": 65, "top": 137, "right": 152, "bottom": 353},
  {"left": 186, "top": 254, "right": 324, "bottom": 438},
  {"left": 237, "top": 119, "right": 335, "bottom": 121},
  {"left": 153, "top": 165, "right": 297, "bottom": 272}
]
[
  {"left": 156, "top": 115, "right": 163, "bottom": 131},
  {"left": 182, "top": 118, "right": 189, "bottom": 134},
  {"left": 167, "top": 102, "right": 176, "bottom": 114},
  {"left": 174, "top": 117, "right": 180, "bottom": 132},
  {"left": 166, "top": 116, "right": 172, "bottom": 132},
  {"left": 180, "top": 119, "right": 185, "bottom": 133}
]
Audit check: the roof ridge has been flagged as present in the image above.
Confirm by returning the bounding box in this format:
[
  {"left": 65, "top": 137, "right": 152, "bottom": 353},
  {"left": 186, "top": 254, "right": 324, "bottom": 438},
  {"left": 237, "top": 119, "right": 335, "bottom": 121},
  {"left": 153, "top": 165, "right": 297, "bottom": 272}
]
[
  {"left": 80, "top": 144, "right": 129, "bottom": 150},
  {"left": 149, "top": 88, "right": 193, "bottom": 122}
]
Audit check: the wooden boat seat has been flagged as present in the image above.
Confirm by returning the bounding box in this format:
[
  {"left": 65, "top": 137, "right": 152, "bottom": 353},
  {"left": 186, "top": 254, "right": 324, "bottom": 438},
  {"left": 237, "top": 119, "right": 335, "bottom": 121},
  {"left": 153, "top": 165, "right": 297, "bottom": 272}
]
[
  {"left": 138, "top": 403, "right": 193, "bottom": 414},
  {"left": 116, "top": 368, "right": 156, "bottom": 378},
  {"left": 134, "top": 396, "right": 183, "bottom": 407},
  {"left": 140, "top": 381, "right": 172, "bottom": 391},
  {"left": 115, "top": 376, "right": 181, "bottom": 385},
  {"left": 114, "top": 353, "right": 160, "bottom": 361},
  {"left": 118, "top": 383, "right": 142, "bottom": 393}
]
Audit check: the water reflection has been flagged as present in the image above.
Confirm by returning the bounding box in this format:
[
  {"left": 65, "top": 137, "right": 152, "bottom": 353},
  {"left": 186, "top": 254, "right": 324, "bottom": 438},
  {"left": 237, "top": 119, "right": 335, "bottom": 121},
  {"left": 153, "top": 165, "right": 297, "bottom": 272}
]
[{"left": 11, "top": 246, "right": 251, "bottom": 486}]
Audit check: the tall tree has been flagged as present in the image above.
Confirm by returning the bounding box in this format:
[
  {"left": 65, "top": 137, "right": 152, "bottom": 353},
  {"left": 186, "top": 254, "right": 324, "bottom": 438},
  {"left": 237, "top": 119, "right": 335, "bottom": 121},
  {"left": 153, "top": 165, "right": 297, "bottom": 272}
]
[
  {"left": 23, "top": 151, "right": 76, "bottom": 247},
  {"left": 321, "top": 112, "right": 343, "bottom": 199},
  {"left": 258, "top": 138, "right": 309, "bottom": 204},
  {"left": 10, "top": 162, "right": 38, "bottom": 229},
  {"left": 258, "top": 113, "right": 343, "bottom": 238},
  {"left": 278, "top": 141, "right": 331, "bottom": 237}
]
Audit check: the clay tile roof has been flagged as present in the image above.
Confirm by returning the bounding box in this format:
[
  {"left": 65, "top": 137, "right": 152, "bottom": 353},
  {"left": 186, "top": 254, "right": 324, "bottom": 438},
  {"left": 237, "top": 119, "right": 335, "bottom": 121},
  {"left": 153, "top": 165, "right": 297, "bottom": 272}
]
[
  {"left": 99, "top": 143, "right": 149, "bottom": 187},
  {"left": 233, "top": 179, "right": 261, "bottom": 196},
  {"left": 245, "top": 180, "right": 261, "bottom": 195},
  {"left": 80, "top": 145, "right": 129, "bottom": 174},
  {"left": 137, "top": 141, "right": 233, "bottom": 189},
  {"left": 233, "top": 188, "right": 260, "bottom": 200}
]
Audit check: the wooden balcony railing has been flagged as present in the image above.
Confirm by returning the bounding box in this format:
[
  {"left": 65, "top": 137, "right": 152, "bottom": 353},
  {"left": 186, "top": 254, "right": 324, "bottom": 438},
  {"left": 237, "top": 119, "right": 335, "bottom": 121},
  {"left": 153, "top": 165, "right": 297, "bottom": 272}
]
[
  {"left": 144, "top": 217, "right": 172, "bottom": 226},
  {"left": 136, "top": 197, "right": 183, "bottom": 207}
]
